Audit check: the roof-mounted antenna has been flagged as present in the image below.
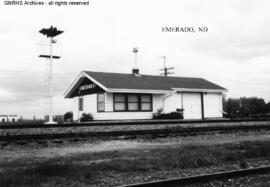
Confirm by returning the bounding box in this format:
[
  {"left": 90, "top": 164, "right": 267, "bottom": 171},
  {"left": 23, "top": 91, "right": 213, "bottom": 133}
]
[{"left": 159, "top": 56, "right": 174, "bottom": 76}]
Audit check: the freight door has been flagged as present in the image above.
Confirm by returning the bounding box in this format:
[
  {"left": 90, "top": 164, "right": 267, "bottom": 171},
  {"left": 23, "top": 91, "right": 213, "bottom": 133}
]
[
  {"left": 204, "top": 93, "right": 222, "bottom": 118},
  {"left": 182, "top": 93, "right": 202, "bottom": 119}
]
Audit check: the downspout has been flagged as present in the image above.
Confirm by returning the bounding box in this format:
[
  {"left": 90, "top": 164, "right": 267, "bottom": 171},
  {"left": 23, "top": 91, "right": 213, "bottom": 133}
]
[{"left": 162, "top": 92, "right": 174, "bottom": 111}]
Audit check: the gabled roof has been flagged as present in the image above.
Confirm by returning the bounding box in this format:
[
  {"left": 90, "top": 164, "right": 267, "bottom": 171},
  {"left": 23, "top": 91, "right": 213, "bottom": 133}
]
[
  {"left": 64, "top": 71, "right": 227, "bottom": 98},
  {"left": 84, "top": 71, "right": 226, "bottom": 91}
]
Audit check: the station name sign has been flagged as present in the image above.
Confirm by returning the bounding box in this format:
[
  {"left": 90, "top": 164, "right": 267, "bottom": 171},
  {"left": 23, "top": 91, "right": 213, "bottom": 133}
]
[{"left": 79, "top": 83, "right": 96, "bottom": 91}]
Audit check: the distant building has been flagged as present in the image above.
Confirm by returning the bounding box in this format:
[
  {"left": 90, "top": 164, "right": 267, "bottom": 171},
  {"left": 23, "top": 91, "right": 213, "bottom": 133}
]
[
  {"left": 8, "top": 115, "right": 19, "bottom": 122},
  {"left": 64, "top": 70, "right": 227, "bottom": 121},
  {"left": 0, "top": 115, "right": 19, "bottom": 123},
  {"left": 0, "top": 115, "right": 8, "bottom": 123}
]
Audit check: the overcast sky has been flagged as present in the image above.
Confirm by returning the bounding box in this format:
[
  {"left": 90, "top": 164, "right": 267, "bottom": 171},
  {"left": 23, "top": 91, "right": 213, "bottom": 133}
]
[{"left": 0, "top": 0, "right": 270, "bottom": 118}]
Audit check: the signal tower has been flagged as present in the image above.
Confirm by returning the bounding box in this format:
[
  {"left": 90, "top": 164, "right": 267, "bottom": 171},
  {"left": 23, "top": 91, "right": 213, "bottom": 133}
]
[{"left": 38, "top": 26, "right": 63, "bottom": 124}]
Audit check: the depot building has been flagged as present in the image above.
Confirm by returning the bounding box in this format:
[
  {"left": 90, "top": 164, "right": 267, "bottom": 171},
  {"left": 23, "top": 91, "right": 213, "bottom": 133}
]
[{"left": 64, "top": 69, "right": 227, "bottom": 121}]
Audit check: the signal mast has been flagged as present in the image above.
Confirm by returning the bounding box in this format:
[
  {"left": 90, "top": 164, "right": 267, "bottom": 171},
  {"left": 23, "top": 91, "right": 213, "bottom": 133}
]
[{"left": 39, "top": 26, "right": 63, "bottom": 124}]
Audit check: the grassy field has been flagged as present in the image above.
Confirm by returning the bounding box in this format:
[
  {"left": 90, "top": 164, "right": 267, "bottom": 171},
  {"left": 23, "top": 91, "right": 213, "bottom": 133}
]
[{"left": 1, "top": 139, "right": 270, "bottom": 186}]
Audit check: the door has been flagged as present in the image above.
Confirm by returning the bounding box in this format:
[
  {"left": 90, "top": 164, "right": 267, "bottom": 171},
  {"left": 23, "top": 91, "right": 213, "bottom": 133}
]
[
  {"left": 204, "top": 93, "right": 222, "bottom": 118},
  {"left": 182, "top": 93, "right": 202, "bottom": 119}
]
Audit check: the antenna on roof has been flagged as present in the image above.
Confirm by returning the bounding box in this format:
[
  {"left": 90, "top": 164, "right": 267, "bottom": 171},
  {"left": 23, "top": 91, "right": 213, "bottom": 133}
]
[{"left": 159, "top": 56, "right": 174, "bottom": 76}]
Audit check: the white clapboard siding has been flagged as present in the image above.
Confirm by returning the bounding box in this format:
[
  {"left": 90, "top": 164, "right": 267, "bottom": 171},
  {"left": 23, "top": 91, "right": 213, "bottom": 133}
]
[
  {"left": 73, "top": 92, "right": 223, "bottom": 120},
  {"left": 72, "top": 97, "right": 79, "bottom": 120},
  {"left": 204, "top": 93, "right": 222, "bottom": 118},
  {"left": 152, "top": 94, "right": 164, "bottom": 113},
  {"left": 73, "top": 94, "right": 97, "bottom": 120},
  {"left": 93, "top": 112, "right": 153, "bottom": 120},
  {"left": 163, "top": 93, "right": 182, "bottom": 113}
]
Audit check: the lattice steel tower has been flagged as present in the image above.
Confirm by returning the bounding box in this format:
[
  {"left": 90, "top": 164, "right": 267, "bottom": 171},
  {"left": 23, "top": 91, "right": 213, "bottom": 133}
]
[{"left": 38, "top": 26, "right": 63, "bottom": 124}]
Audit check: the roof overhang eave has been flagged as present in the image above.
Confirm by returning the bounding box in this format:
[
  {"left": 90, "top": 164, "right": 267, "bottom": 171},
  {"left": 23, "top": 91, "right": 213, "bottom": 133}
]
[
  {"left": 63, "top": 71, "right": 85, "bottom": 98},
  {"left": 107, "top": 88, "right": 173, "bottom": 94},
  {"left": 171, "top": 87, "right": 228, "bottom": 93}
]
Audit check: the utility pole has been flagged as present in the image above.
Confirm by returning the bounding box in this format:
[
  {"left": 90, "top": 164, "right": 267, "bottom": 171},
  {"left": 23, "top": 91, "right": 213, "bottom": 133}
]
[
  {"left": 159, "top": 56, "right": 174, "bottom": 76},
  {"left": 39, "top": 26, "right": 63, "bottom": 124}
]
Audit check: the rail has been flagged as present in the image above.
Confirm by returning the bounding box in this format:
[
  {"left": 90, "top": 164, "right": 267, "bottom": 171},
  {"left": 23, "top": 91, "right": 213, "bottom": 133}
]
[
  {"left": 0, "top": 118, "right": 270, "bottom": 129},
  {"left": 1, "top": 123, "right": 270, "bottom": 141},
  {"left": 121, "top": 166, "right": 270, "bottom": 187}
]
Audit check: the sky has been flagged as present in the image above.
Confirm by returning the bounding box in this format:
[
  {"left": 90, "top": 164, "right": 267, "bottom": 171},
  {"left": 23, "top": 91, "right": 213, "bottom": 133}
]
[{"left": 0, "top": 0, "right": 270, "bottom": 118}]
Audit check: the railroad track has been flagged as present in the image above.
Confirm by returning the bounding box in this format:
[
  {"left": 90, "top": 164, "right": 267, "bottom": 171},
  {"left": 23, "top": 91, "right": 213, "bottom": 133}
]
[
  {"left": 1, "top": 123, "right": 270, "bottom": 141},
  {"left": 121, "top": 166, "right": 270, "bottom": 187},
  {"left": 1, "top": 118, "right": 270, "bottom": 129}
]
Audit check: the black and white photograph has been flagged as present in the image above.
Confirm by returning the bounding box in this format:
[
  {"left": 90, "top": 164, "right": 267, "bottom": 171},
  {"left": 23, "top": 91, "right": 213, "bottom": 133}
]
[{"left": 1, "top": 0, "right": 270, "bottom": 186}]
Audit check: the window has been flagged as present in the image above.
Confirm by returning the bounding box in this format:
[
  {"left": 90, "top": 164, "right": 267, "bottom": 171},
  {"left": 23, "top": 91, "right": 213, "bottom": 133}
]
[
  {"left": 97, "top": 93, "right": 105, "bottom": 112},
  {"left": 128, "top": 94, "right": 139, "bottom": 111},
  {"left": 114, "top": 94, "right": 126, "bottom": 111},
  {"left": 141, "top": 95, "right": 152, "bottom": 111},
  {"left": 79, "top": 97, "right": 83, "bottom": 111},
  {"left": 114, "top": 93, "right": 152, "bottom": 112}
]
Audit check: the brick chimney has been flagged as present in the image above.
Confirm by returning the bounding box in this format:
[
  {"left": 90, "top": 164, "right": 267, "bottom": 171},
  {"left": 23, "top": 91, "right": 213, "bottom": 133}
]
[{"left": 132, "top": 68, "right": 139, "bottom": 74}]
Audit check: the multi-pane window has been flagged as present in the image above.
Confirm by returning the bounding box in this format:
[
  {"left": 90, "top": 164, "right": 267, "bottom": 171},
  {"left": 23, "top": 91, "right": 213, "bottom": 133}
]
[
  {"left": 114, "top": 93, "right": 152, "bottom": 111},
  {"left": 78, "top": 97, "right": 83, "bottom": 111},
  {"left": 128, "top": 94, "right": 139, "bottom": 111},
  {"left": 97, "top": 93, "right": 105, "bottom": 112},
  {"left": 114, "top": 94, "right": 126, "bottom": 111},
  {"left": 141, "top": 95, "right": 152, "bottom": 111}
]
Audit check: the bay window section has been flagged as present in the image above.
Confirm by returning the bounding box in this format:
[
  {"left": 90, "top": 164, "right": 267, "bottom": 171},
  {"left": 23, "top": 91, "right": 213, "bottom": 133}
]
[
  {"left": 128, "top": 95, "right": 139, "bottom": 111},
  {"left": 113, "top": 93, "right": 152, "bottom": 112}
]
